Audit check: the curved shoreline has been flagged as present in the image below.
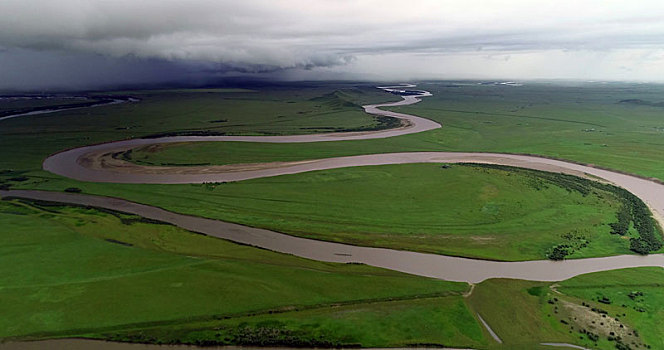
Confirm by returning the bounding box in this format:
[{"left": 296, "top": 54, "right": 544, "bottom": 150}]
[
  {"left": 2, "top": 84, "right": 662, "bottom": 348},
  {"left": 25, "top": 84, "right": 664, "bottom": 283},
  {"left": 2, "top": 188, "right": 663, "bottom": 284},
  {"left": 42, "top": 89, "right": 441, "bottom": 181}
]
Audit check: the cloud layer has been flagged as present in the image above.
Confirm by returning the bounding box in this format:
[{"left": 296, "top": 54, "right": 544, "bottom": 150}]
[{"left": 2, "top": 0, "right": 664, "bottom": 89}]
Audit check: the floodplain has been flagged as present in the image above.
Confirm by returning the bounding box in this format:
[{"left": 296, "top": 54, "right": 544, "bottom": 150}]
[{"left": 1, "top": 81, "right": 663, "bottom": 350}]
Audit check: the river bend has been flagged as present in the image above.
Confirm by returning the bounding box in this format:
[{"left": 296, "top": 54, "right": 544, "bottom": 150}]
[{"left": 4, "top": 85, "right": 661, "bottom": 283}]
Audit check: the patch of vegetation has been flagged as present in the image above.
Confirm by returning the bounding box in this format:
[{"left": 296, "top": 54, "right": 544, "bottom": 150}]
[
  {"left": 9, "top": 198, "right": 173, "bottom": 226},
  {"left": 19, "top": 163, "right": 637, "bottom": 261},
  {"left": 546, "top": 231, "right": 591, "bottom": 260},
  {"left": 100, "top": 296, "right": 484, "bottom": 348},
  {"left": 557, "top": 268, "right": 664, "bottom": 349},
  {"left": 607, "top": 187, "right": 663, "bottom": 254},
  {"left": 326, "top": 115, "right": 403, "bottom": 133},
  {"left": 0, "top": 199, "right": 476, "bottom": 348},
  {"left": 618, "top": 99, "right": 664, "bottom": 107},
  {"left": 468, "top": 268, "right": 664, "bottom": 349},
  {"left": 465, "top": 163, "right": 663, "bottom": 257},
  {"left": 107, "top": 82, "right": 664, "bottom": 184}
]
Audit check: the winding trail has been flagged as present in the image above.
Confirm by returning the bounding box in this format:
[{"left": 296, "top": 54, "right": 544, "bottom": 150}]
[{"left": 5, "top": 84, "right": 663, "bottom": 284}]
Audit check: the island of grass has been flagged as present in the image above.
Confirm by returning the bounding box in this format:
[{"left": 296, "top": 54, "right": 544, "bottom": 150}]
[{"left": 12, "top": 163, "right": 662, "bottom": 261}]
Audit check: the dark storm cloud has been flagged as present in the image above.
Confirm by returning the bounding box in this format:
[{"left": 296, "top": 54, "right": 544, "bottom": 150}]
[{"left": 1, "top": 0, "right": 664, "bottom": 89}]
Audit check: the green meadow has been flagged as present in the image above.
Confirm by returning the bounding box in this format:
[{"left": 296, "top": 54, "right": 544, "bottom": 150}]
[
  {"left": 3, "top": 197, "right": 661, "bottom": 350},
  {"left": 2, "top": 82, "right": 664, "bottom": 347},
  {"left": 125, "top": 82, "right": 664, "bottom": 181},
  {"left": 13, "top": 163, "right": 651, "bottom": 261},
  {"left": 467, "top": 267, "right": 664, "bottom": 350},
  {"left": 0, "top": 85, "right": 392, "bottom": 171},
  {"left": 0, "top": 199, "right": 476, "bottom": 347}
]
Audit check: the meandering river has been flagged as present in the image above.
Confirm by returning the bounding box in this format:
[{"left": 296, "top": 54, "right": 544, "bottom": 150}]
[{"left": 3, "top": 85, "right": 662, "bottom": 284}]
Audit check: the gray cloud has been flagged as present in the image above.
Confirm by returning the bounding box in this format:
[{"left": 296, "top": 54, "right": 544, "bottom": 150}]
[{"left": 2, "top": 0, "right": 664, "bottom": 89}]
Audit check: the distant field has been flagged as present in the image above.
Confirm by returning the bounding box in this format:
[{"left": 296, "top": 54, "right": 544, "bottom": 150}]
[
  {"left": 0, "top": 96, "right": 96, "bottom": 114},
  {"left": 128, "top": 82, "right": 664, "bottom": 181},
  {"left": 0, "top": 84, "right": 394, "bottom": 171}
]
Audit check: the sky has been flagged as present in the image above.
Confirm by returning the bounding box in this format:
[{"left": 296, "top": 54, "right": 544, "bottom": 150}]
[{"left": 2, "top": 0, "right": 664, "bottom": 90}]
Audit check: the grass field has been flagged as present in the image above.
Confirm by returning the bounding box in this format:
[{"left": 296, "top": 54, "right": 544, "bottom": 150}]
[
  {"left": 466, "top": 267, "right": 664, "bottom": 350},
  {"left": 0, "top": 198, "right": 482, "bottom": 347},
  {"left": 103, "top": 296, "right": 485, "bottom": 347},
  {"left": 557, "top": 267, "right": 664, "bottom": 350},
  {"left": 10, "top": 163, "right": 649, "bottom": 261},
  {"left": 0, "top": 84, "right": 393, "bottom": 171},
  {"left": 126, "top": 82, "right": 664, "bottom": 182},
  {"left": 3, "top": 197, "right": 660, "bottom": 349},
  {"left": 3, "top": 81, "right": 664, "bottom": 347},
  {"left": 99, "top": 267, "right": 664, "bottom": 350}
]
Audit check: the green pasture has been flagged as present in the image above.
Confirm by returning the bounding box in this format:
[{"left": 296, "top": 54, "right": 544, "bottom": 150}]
[
  {"left": 1, "top": 198, "right": 662, "bottom": 349},
  {"left": 0, "top": 85, "right": 392, "bottom": 171},
  {"left": 557, "top": 267, "right": 664, "bottom": 350},
  {"left": 12, "top": 163, "right": 647, "bottom": 261},
  {"left": 3, "top": 81, "right": 664, "bottom": 347},
  {"left": 127, "top": 82, "right": 664, "bottom": 181},
  {"left": 0, "top": 199, "right": 469, "bottom": 345},
  {"left": 467, "top": 267, "right": 664, "bottom": 350}
]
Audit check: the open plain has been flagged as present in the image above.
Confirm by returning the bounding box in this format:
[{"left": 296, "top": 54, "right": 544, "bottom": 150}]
[{"left": 1, "top": 82, "right": 663, "bottom": 350}]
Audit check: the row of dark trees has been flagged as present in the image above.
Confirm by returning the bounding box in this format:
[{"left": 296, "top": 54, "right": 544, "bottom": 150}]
[
  {"left": 606, "top": 187, "right": 663, "bottom": 254},
  {"left": 463, "top": 163, "right": 663, "bottom": 256}
]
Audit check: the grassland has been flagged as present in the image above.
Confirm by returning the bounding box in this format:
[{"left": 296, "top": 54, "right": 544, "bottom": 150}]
[
  {"left": 0, "top": 84, "right": 394, "bottom": 171},
  {"left": 0, "top": 97, "right": 92, "bottom": 114},
  {"left": 98, "top": 267, "right": 664, "bottom": 350},
  {"left": 10, "top": 163, "right": 650, "bottom": 261},
  {"left": 557, "top": 268, "right": 664, "bottom": 350},
  {"left": 3, "top": 197, "right": 659, "bottom": 349},
  {"left": 2, "top": 83, "right": 663, "bottom": 261},
  {"left": 127, "top": 82, "right": 664, "bottom": 181},
  {"left": 465, "top": 267, "right": 664, "bottom": 350},
  {"left": 0, "top": 198, "right": 483, "bottom": 347},
  {"left": 3, "top": 81, "right": 664, "bottom": 347}
]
